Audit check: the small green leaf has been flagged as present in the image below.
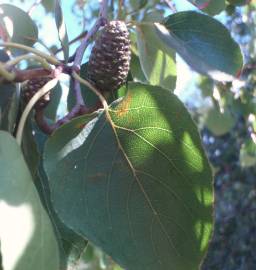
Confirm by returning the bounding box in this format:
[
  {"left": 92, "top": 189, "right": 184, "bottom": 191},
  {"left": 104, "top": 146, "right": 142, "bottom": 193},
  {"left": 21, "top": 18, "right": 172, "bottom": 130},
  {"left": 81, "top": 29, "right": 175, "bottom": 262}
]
[
  {"left": 44, "top": 82, "right": 62, "bottom": 121},
  {"left": 0, "top": 131, "right": 60, "bottom": 270},
  {"left": 136, "top": 24, "right": 176, "bottom": 90},
  {"left": 204, "top": 106, "right": 235, "bottom": 136},
  {"left": 0, "top": 4, "right": 38, "bottom": 55},
  {"left": 41, "top": 0, "right": 55, "bottom": 13},
  {"left": 44, "top": 83, "right": 214, "bottom": 270},
  {"left": 240, "top": 139, "right": 256, "bottom": 167},
  {"left": 198, "top": 76, "right": 214, "bottom": 97},
  {"left": 157, "top": 11, "right": 243, "bottom": 81},
  {"left": 55, "top": 0, "right": 69, "bottom": 63}
]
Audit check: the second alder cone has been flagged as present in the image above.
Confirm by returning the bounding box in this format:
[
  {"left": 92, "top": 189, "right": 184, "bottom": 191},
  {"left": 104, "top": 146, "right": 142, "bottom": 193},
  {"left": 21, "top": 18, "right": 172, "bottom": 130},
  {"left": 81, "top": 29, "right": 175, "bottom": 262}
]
[
  {"left": 87, "top": 20, "right": 131, "bottom": 92},
  {"left": 22, "top": 77, "right": 51, "bottom": 110}
]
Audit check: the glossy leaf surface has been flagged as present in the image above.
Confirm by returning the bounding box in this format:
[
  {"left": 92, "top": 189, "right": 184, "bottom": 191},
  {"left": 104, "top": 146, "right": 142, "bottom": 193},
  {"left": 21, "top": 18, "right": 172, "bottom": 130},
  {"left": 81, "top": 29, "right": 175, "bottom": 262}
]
[{"left": 44, "top": 83, "right": 214, "bottom": 270}]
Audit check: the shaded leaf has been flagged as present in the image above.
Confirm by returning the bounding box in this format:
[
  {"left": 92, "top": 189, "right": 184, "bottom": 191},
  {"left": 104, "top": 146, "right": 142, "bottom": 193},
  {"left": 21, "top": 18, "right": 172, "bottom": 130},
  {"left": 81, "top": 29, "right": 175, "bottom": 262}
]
[
  {"left": 44, "top": 83, "right": 214, "bottom": 270},
  {"left": 0, "top": 83, "right": 19, "bottom": 133},
  {"left": 227, "top": 0, "right": 250, "bottom": 6},
  {"left": 0, "top": 49, "right": 9, "bottom": 62},
  {"left": 55, "top": 0, "right": 69, "bottom": 63},
  {"left": 44, "top": 82, "right": 62, "bottom": 121},
  {"left": 37, "top": 164, "right": 88, "bottom": 270},
  {"left": 130, "top": 53, "right": 147, "bottom": 83},
  {"left": 136, "top": 24, "right": 176, "bottom": 90},
  {"left": 157, "top": 11, "right": 243, "bottom": 81},
  {"left": 68, "top": 64, "right": 100, "bottom": 111},
  {"left": 0, "top": 131, "right": 60, "bottom": 270},
  {"left": 0, "top": 4, "right": 38, "bottom": 55}
]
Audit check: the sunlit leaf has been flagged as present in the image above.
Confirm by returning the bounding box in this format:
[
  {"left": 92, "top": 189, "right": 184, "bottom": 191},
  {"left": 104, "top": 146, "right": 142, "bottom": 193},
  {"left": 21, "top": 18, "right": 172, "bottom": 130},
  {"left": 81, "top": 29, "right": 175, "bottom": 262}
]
[
  {"left": 136, "top": 24, "right": 176, "bottom": 90},
  {"left": 44, "top": 83, "right": 214, "bottom": 270},
  {"left": 204, "top": 106, "right": 235, "bottom": 136}
]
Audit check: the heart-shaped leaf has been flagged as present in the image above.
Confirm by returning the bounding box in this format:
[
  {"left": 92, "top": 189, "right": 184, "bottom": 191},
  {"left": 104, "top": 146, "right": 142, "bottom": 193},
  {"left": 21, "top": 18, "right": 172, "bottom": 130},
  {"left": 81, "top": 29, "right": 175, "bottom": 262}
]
[
  {"left": 0, "top": 131, "right": 60, "bottom": 270},
  {"left": 44, "top": 83, "right": 214, "bottom": 270},
  {"left": 136, "top": 24, "right": 176, "bottom": 90},
  {"left": 156, "top": 11, "right": 243, "bottom": 81}
]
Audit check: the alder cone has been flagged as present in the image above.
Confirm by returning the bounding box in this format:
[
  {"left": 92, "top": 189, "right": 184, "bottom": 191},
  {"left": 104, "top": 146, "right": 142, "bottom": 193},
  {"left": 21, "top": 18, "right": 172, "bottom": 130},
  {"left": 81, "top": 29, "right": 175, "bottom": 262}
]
[
  {"left": 22, "top": 77, "right": 51, "bottom": 110},
  {"left": 87, "top": 20, "right": 131, "bottom": 92}
]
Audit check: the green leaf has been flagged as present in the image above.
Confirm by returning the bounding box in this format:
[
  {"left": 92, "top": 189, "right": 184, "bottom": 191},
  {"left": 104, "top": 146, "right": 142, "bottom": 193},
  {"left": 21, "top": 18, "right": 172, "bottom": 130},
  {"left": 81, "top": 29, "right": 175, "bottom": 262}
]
[
  {"left": 36, "top": 164, "right": 88, "bottom": 270},
  {"left": 198, "top": 76, "right": 214, "bottom": 97},
  {"left": 0, "top": 131, "right": 60, "bottom": 270},
  {"left": 44, "top": 82, "right": 62, "bottom": 121},
  {"left": 21, "top": 119, "right": 40, "bottom": 177},
  {"left": 136, "top": 24, "right": 176, "bottom": 90},
  {"left": 157, "top": 11, "right": 243, "bottom": 81},
  {"left": 0, "top": 4, "right": 38, "bottom": 55},
  {"left": 55, "top": 0, "right": 69, "bottom": 63},
  {"left": 204, "top": 106, "right": 235, "bottom": 136},
  {"left": 240, "top": 139, "right": 256, "bottom": 167},
  {"left": 41, "top": 0, "right": 55, "bottom": 13},
  {"left": 68, "top": 64, "right": 100, "bottom": 110},
  {"left": 0, "top": 83, "right": 19, "bottom": 133},
  {"left": 0, "top": 244, "right": 3, "bottom": 270},
  {"left": 130, "top": 53, "right": 147, "bottom": 83},
  {"left": 187, "top": 0, "right": 226, "bottom": 15},
  {"left": 44, "top": 83, "right": 214, "bottom": 270}
]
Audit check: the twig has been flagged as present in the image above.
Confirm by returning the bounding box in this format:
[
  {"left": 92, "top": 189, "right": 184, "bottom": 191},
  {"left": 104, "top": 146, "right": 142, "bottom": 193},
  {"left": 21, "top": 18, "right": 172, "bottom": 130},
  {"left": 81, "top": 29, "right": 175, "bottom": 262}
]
[
  {"left": 35, "top": 110, "right": 55, "bottom": 134},
  {"left": 54, "top": 30, "right": 88, "bottom": 55},
  {"left": 73, "top": 78, "right": 85, "bottom": 106},
  {"left": 118, "top": 0, "right": 123, "bottom": 19},
  {"left": 163, "top": 0, "right": 177, "bottom": 13},
  {"left": 0, "top": 42, "right": 61, "bottom": 65},
  {"left": 73, "top": 0, "right": 109, "bottom": 67},
  {"left": 72, "top": 72, "right": 108, "bottom": 110},
  {"left": 16, "top": 78, "right": 58, "bottom": 145},
  {"left": 14, "top": 68, "right": 52, "bottom": 82},
  {"left": 5, "top": 54, "right": 52, "bottom": 70},
  {"left": 28, "top": 0, "right": 43, "bottom": 16}
]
